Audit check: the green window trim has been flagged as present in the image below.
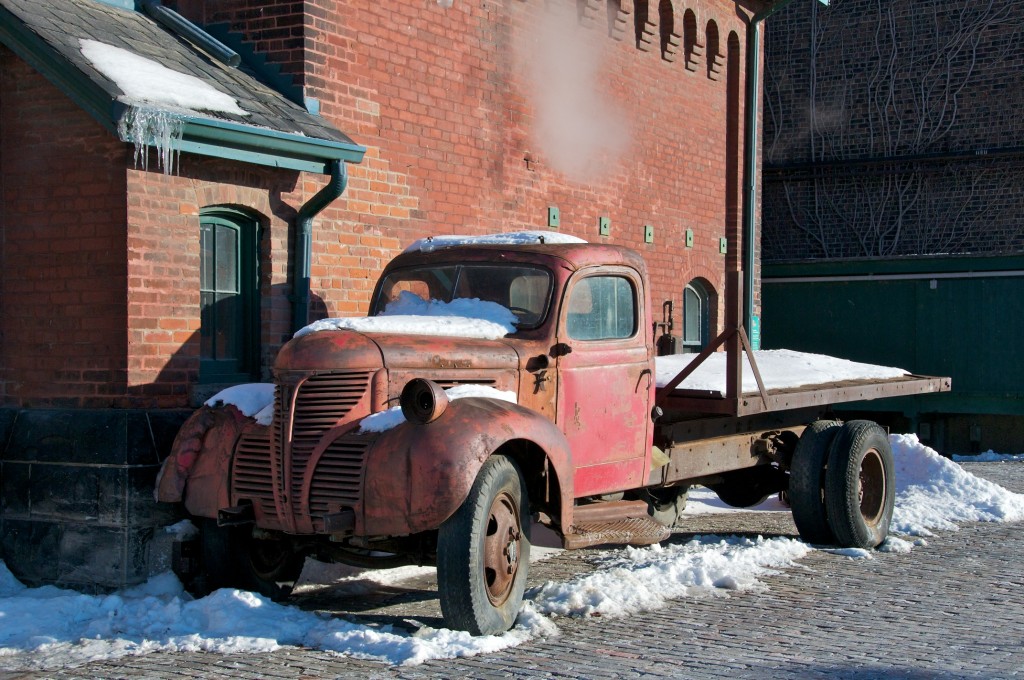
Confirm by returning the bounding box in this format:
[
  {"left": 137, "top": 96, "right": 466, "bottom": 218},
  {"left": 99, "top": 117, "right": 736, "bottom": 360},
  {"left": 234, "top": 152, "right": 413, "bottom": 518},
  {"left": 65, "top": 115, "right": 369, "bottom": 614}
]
[
  {"left": 199, "top": 210, "right": 260, "bottom": 384},
  {"left": 682, "top": 280, "right": 710, "bottom": 353}
]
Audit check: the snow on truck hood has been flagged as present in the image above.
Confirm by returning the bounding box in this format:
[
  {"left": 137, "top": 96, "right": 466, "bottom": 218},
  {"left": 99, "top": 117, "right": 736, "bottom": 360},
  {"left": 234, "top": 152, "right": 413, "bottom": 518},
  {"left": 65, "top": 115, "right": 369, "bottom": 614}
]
[{"left": 294, "top": 293, "right": 518, "bottom": 341}]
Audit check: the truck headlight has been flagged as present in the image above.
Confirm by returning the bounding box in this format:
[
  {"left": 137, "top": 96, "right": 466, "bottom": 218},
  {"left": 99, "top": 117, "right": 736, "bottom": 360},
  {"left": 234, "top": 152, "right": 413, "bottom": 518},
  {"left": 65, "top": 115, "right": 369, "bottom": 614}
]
[{"left": 400, "top": 378, "right": 449, "bottom": 424}]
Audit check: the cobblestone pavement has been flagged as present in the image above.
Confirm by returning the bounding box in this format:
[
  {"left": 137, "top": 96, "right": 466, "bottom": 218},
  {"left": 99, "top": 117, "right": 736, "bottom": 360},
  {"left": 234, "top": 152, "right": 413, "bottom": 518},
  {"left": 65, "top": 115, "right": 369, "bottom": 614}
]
[{"left": 4, "top": 461, "right": 1023, "bottom": 680}]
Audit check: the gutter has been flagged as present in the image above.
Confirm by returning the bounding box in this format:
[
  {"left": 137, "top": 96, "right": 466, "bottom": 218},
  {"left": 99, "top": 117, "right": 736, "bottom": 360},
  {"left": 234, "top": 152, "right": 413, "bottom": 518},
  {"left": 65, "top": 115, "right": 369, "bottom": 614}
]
[
  {"left": 292, "top": 159, "right": 349, "bottom": 334},
  {"left": 742, "top": 0, "right": 826, "bottom": 336}
]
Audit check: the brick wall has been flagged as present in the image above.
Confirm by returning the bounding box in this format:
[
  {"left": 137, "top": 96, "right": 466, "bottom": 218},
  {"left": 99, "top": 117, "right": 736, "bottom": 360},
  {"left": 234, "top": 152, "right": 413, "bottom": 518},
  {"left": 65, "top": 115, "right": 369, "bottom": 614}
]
[
  {"left": 124, "top": 159, "right": 303, "bottom": 407},
  {"left": 0, "top": 48, "right": 128, "bottom": 408},
  {"left": 3, "top": 0, "right": 765, "bottom": 408},
  {"left": 763, "top": 0, "right": 1024, "bottom": 261},
  {"left": 179, "top": 0, "right": 758, "bottom": 336}
]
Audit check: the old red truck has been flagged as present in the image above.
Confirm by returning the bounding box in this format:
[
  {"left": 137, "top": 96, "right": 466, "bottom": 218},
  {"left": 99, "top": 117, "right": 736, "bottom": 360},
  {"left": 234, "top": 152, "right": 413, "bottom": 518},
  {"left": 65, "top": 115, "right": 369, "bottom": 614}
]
[{"left": 157, "top": 235, "right": 950, "bottom": 635}]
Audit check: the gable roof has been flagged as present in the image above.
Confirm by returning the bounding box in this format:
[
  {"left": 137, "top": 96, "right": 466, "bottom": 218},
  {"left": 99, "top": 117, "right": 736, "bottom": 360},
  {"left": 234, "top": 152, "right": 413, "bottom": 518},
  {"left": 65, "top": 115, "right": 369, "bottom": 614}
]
[{"left": 0, "top": 0, "right": 365, "bottom": 174}]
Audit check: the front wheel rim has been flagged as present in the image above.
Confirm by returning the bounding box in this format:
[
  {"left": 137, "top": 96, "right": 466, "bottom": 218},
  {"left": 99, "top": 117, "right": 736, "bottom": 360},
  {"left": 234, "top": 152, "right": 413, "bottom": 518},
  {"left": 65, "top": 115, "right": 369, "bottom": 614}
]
[
  {"left": 483, "top": 490, "right": 521, "bottom": 606},
  {"left": 858, "top": 448, "right": 886, "bottom": 526}
]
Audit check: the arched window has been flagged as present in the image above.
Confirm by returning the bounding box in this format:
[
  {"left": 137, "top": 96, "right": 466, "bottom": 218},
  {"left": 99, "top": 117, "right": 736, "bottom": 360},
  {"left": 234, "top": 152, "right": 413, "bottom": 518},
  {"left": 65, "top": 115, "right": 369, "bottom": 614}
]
[
  {"left": 199, "top": 209, "right": 260, "bottom": 383},
  {"left": 682, "top": 280, "right": 710, "bottom": 353}
]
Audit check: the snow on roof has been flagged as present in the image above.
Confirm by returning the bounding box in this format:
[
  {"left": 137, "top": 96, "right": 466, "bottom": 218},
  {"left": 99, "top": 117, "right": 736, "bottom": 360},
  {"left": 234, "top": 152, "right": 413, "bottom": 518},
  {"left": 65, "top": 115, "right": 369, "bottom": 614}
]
[
  {"left": 404, "top": 230, "right": 587, "bottom": 253},
  {"left": 80, "top": 39, "right": 248, "bottom": 116},
  {"left": 656, "top": 349, "right": 908, "bottom": 393},
  {"left": 294, "top": 292, "right": 518, "bottom": 340},
  {"left": 0, "top": 436, "right": 1020, "bottom": 670}
]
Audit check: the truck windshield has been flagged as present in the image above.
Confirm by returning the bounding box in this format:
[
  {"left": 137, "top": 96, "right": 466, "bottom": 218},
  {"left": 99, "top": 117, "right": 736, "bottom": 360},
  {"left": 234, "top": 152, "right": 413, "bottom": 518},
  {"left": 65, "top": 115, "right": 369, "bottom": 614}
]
[{"left": 373, "top": 264, "right": 553, "bottom": 330}]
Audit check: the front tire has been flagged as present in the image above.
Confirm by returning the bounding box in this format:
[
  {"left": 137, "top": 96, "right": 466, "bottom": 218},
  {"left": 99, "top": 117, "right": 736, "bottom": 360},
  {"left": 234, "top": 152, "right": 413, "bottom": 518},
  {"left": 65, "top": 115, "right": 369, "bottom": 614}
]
[
  {"left": 825, "top": 421, "right": 895, "bottom": 549},
  {"left": 437, "top": 455, "right": 531, "bottom": 635}
]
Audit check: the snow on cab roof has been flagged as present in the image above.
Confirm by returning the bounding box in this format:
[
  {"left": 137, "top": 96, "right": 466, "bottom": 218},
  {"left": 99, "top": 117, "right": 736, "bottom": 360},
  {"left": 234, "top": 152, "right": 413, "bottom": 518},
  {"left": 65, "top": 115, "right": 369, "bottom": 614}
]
[{"left": 404, "top": 231, "right": 588, "bottom": 253}]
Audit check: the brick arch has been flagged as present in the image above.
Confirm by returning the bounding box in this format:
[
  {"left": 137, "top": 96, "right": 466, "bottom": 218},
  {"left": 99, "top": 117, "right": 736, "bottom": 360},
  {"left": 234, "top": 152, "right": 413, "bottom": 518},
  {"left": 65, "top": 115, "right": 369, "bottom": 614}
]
[
  {"left": 682, "top": 8, "right": 703, "bottom": 72},
  {"left": 706, "top": 19, "right": 722, "bottom": 80}
]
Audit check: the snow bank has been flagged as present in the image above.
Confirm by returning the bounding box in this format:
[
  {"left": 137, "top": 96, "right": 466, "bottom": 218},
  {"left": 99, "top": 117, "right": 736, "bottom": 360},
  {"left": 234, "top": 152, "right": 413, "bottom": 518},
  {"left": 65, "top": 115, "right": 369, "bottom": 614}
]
[
  {"left": 295, "top": 292, "right": 518, "bottom": 340},
  {"left": 685, "top": 434, "right": 1024, "bottom": 540},
  {"left": 2, "top": 435, "right": 1022, "bottom": 670},
  {"left": 889, "top": 434, "right": 1024, "bottom": 536},
  {"left": 952, "top": 450, "right": 1024, "bottom": 462},
  {"left": 526, "top": 536, "right": 810, "bottom": 620},
  {"left": 404, "top": 231, "right": 587, "bottom": 253},
  {"left": 655, "top": 349, "right": 908, "bottom": 393}
]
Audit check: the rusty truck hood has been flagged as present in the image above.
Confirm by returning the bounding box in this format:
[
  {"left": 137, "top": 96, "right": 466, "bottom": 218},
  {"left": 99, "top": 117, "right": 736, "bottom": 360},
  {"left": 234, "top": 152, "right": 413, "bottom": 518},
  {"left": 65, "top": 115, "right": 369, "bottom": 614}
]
[
  {"left": 275, "top": 328, "right": 520, "bottom": 373},
  {"left": 371, "top": 333, "right": 519, "bottom": 370}
]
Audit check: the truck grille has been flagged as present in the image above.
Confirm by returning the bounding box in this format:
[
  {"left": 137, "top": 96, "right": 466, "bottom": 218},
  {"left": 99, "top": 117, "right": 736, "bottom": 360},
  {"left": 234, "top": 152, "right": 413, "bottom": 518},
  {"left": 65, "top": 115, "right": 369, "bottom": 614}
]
[
  {"left": 232, "top": 430, "right": 274, "bottom": 512},
  {"left": 309, "top": 438, "right": 371, "bottom": 517},
  {"left": 243, "top": 370, "right": 374, "bottom": 529}
]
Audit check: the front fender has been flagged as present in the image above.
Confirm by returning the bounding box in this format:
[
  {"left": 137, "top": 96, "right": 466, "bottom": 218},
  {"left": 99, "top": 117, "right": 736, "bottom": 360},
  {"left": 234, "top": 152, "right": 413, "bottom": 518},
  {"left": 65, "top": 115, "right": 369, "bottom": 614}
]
[
  {"left": 360, "top": 397, "right": 574, "bottom": 536},
  {"left": 156, "top": 404, "right": 252, "bottom": 518}
]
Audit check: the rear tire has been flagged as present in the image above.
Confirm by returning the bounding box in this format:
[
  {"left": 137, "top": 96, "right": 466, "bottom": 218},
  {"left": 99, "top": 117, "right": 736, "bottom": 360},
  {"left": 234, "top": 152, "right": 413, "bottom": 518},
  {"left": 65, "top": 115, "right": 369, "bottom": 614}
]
[
  {"left": 789, "top": 420, "right": 842, "bottom": 545},
  {"left": 437, "top": 455, "right": 530, "bottom": 635},
  {"left": 825, "top": 421, "right": 895, "bottom": 549}
]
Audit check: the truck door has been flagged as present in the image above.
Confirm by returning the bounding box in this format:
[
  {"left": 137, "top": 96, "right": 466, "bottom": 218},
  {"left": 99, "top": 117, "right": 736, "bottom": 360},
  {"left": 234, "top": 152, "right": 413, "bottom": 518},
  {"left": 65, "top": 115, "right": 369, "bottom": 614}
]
[{"left": 556, "top": 268, "right": 654, "bottom": 497}]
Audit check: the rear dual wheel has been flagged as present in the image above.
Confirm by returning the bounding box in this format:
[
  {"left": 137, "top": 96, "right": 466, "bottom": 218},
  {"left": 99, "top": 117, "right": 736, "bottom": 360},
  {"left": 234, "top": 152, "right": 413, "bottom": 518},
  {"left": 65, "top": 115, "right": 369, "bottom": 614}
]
[
  {"left": 825, "top": 420, "right": 895, "bottom": 549},
  {"left": 788, "top": 420, "right": 895, "bottom": 549}
]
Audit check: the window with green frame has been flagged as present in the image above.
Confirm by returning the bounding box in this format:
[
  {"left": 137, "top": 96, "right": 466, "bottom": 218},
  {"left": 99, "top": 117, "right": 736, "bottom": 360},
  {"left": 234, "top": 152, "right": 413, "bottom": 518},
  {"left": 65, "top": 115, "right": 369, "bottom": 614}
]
[{"left": 199, "top": 210, "right": 260, "bottom": 383}]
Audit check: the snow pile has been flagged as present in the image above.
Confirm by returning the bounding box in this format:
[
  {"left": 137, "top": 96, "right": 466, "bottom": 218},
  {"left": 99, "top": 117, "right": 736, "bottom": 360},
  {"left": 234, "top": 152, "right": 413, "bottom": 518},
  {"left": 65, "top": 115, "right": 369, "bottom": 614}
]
[
  {"left": 80, "top": 40, "right": 247, "bottom": 116},
  {"left": 404, "top": 231, "right": 587, "bottom": 253},
  {"left": 204, "top": 383, "right": 274, "bottom": 425},
  {"left": 0, "top": 568, "right": 530, "bottom": 670},
  {"left": 952, "top": 451, "right": 1024, "bottom": 462},
  {"left": 526, "top": 536, "right": 810, "bottom": 620},
  {"left": 655, "top": 349, "right": 908, "bottom": 393},
  {"left": 295, "top": 292, "right": 518, "bottom": 340},
  {"left": 1, "top": 435, "right": 1022, "bottom": 670},
  {"left": 889, "top": 434, "right": 1024, "bottom": 536},
  {"left": 684, "top": 434, "right": 1024, "bottom": 541},
  {"left": 359, "top": 384, "right": 517, "bottom": 433}
]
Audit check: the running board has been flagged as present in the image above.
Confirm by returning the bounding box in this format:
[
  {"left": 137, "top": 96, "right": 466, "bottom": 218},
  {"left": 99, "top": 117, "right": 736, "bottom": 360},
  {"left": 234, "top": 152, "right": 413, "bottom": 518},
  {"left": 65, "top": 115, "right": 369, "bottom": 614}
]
[{"left": 563, "top": 500, "right": 670, "bottom": 550}]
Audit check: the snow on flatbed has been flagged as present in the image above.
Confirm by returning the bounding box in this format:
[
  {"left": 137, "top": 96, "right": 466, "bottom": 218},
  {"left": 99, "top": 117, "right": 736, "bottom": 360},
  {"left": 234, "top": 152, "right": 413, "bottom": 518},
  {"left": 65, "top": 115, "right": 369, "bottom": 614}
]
[{"left": 655, "top": 349, "right": 909, "bottom": 394}]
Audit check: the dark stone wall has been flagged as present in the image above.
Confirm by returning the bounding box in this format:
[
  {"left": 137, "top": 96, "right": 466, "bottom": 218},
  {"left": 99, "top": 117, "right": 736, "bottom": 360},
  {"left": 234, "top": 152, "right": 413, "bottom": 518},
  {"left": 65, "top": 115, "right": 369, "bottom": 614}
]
[
  {"left": 0, "top": 408, "right": 189, "bottom": 591},
  {"left": 762, "top": 0, "right": 1024, "bottom": 261}
]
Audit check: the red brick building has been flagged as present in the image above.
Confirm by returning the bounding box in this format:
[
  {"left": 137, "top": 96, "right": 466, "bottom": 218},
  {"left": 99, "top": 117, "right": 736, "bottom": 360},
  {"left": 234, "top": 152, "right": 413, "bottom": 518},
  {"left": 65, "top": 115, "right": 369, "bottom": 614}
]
[{"left": 0, "top": 0, "right": 766, "bottom": 588}]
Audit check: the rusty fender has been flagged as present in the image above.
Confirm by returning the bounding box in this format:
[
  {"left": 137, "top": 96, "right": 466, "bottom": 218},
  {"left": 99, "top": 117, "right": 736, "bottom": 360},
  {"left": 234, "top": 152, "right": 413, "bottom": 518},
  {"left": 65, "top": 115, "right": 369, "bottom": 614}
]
[
  {"left": 156, "top": 404, "right": 253, "bottom": 518},
  {"left": 360, "top": 397, "right": 574, "bottom": 536}
]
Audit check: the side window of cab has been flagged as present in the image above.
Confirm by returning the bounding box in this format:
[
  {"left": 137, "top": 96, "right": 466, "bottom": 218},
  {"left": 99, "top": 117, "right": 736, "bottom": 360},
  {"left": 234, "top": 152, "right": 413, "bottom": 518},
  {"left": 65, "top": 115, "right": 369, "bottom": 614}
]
[{"left": 565, "top": 275, "right": 637, "bottom": 341}]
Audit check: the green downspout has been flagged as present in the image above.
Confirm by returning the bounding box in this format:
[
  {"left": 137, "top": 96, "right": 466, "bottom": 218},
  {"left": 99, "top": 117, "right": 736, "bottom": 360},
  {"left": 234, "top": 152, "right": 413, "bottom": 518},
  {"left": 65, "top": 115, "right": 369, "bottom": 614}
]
[
  {"left": 293, "top": 159, "right": 349, "bottom": 334},
  {"left": 742, "top": 0, "right": 800, "bottom": 336}
]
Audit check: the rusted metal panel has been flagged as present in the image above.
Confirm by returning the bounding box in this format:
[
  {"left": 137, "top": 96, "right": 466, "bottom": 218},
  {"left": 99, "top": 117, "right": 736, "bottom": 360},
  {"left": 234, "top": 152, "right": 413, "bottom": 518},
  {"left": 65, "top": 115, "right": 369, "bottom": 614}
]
[
  {"left": 659, "top": 431, "right": 777, "bottom": 483},
  {"left": 556, "top": 265, "right": 654, "bottom": 498},
  {"left": 274, "top": 328, "right": 383, "bottom": 373},
  {"left": 157, "top": 404, "right": 252, "bottom": 517},
  {"left": 661, "top": 375, "right": 952, "bottom": 418},
  {"left": 375, "top": 335, "right": 519, "bottom": 370},
  {"left": 359, "top": 397, "right": 576, "bottom": 536}
]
